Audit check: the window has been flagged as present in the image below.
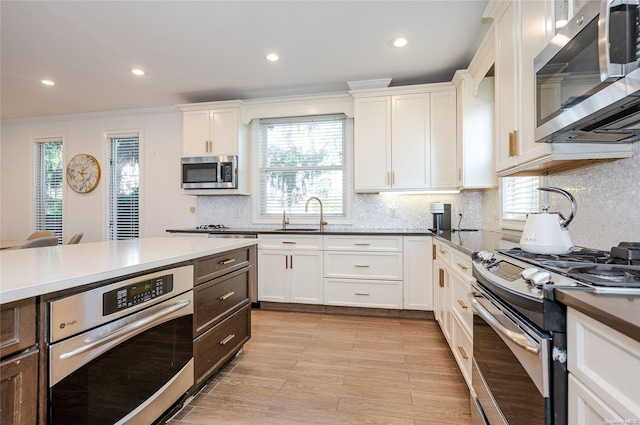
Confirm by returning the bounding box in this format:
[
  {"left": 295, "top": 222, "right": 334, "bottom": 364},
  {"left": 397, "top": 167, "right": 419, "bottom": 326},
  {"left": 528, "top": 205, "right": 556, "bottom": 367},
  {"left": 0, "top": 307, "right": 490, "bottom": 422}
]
[
  {"left": 34, "top": 138, "right": 63, "bottom": 243},
  {"left": 256, "top": 115, "right": 347, "bottom": 218},
  {"left": 107, "top": 133, "right": 139, "bottom": 240},
  {"left": 502, "top": 176, "right": 540, "bottom": 224}
]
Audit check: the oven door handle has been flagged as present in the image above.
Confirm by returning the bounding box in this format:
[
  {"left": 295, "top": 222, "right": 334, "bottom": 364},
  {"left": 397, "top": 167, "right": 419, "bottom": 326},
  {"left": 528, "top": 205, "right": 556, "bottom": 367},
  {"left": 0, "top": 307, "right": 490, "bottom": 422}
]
[
  {"left": 59, "top": 299, "right": 191, "bottom": 360},
  {"left": 469, "top": 294, "right": 540, "bottom": 355}
]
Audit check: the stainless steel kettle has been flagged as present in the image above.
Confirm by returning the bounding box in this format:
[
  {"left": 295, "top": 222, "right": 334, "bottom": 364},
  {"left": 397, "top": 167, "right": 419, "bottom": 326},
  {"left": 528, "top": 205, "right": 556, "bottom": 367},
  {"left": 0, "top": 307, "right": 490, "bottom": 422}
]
[{"left": 519, "top": 187, "right": 576, "bottom": 254}]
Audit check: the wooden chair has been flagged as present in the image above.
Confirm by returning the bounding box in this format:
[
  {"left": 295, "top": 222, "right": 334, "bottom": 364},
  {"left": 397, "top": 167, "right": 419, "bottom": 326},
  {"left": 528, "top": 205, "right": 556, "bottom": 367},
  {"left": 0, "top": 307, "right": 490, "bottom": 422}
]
[
  {"left": 27, "top": 230, "right": 55, "bottom": 240},
  {"left": 67, "top": 233, "right": 83, "bottom": 244},
  {"left": 21, "top": 236, "right": 59, "bottom": 249}
]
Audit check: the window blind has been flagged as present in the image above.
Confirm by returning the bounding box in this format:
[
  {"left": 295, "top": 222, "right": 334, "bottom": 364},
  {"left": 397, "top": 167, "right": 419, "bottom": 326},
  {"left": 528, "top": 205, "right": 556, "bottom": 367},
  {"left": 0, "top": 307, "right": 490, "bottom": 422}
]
[
  {"left": 503, "top": 176, "right": 540, "bottom": 221},
  {"left": 257, "top": 115, "right": 346, "bottom": 217},
  {"left": 34, "top": 139, "right": 63, "bottom": 243},
  {"left": 107, "top": 134, "right": 139, "bottom": 240}
]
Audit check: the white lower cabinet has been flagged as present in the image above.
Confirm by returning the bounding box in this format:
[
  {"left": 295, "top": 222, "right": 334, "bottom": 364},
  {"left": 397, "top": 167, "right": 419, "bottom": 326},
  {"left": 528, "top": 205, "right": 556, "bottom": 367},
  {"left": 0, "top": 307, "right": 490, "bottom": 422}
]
[
  {"left": 258, "top": 234, "right": 433, "bottom": 312},
  {"left": 324, "top": 278, "right": 403, "bottom": 309},
  {"left": 257, "top": 235, "right": 323, "bottom": 304},
  {"left": 433, "top": 238, "right": 473, "bottom": 389},
  {"left": 567, "top": 308, "right": 640, "bottom": 423},
  {"left": 403, "top": 236, "right": 433, "bottom": 310},
  {"left": 323, "top": 235, "right": 404, "bottom": 309}
]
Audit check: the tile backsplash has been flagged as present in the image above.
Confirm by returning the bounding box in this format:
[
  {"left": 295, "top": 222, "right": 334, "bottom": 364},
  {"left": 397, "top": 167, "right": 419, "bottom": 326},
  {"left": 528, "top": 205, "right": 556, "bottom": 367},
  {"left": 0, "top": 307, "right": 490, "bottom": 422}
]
[
  {"left": 196, "top": 143, "right": 639, "bottom": 251},
  {"left": 196, "top": 191, "right": 485, "bottom": 231}
]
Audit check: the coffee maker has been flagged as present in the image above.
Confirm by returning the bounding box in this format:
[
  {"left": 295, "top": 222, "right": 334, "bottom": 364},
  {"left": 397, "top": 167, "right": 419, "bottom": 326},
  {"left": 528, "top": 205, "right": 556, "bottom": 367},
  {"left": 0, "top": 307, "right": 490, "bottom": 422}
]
[{"left": 429, "top": 202, "right": 451, "bottom": 234}]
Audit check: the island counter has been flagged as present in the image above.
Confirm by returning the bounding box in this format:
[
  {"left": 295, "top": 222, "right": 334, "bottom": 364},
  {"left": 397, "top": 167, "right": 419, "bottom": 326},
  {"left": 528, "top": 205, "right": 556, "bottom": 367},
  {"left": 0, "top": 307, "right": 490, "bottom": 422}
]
[{"left": 0, "top": 237, "right": 258, "bottom": 304}]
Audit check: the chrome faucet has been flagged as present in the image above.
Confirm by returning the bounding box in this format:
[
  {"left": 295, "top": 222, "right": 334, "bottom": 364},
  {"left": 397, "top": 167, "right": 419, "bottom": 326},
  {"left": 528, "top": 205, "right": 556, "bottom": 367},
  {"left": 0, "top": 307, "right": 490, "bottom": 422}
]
[
  {"left": 282, "top": 210, "right": 289, "bottom": 230},
  {"left": 305, "top": 197, "right": 327, "bottom": 231}
]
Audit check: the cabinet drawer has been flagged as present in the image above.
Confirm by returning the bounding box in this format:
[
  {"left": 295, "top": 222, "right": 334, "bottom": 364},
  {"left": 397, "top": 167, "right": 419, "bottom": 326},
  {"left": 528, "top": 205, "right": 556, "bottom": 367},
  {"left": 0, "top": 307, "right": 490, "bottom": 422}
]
[
  {"left": 324, "top": 278, "right": 402, "bottom": 309},
  {"left": 568, "top": 308, "right": 640, "bottom": 420},
  {"left": 323, "top": 235, "right": 402, "bottom": 252},
  {"left": 195, "top": 247, "right": 250, "bottom": 285},
  {"left": 451, "top": 249, "right": 473, "bottom": 279},
  {"left": 258, "top": 234, "right": 323, "bottom": 250},
  {"left": 434, "top": 240, "right": 452, "bottom": 264},
  {"left": 450, "top": 274, "right": 473, "bottom": 333},
  {"left": 194, "top": 267, "right": 250, "bottom": 337},
  {"left": 451, "top": 313, "right": 472, "bottom": 388},
  {"left": 324, "top": 251, "right": 402, "bottom": 280},
  {"left": 0, "top": 298, "right": 36, "bottom": 359},
  {"left": 194, "top": 304, "right": 250, "bottom": 387}
]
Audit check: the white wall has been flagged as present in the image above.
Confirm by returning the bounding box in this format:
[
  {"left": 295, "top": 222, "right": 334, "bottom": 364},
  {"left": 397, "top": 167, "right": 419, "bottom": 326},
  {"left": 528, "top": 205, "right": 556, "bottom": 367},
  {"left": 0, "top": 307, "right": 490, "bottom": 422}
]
[{"left": 0, "top": 107, "right": 196, "bottom": 242}]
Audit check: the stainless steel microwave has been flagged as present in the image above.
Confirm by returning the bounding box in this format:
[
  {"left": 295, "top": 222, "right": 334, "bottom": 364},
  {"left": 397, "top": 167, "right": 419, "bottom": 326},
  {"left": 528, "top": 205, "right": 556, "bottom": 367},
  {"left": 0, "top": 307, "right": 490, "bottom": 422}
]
[
  {"left": 534, "top": 0, "right": 640, "bottom": 143},
  {"left": 181, "top": 155, "right": 238, "bottom": 189}
]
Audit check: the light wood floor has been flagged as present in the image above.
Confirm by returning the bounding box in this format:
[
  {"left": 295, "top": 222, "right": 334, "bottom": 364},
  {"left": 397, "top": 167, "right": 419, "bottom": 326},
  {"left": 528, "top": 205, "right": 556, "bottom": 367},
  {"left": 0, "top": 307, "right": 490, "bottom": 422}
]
[{"left": 168, "top": 309, "right": 471, "bottom": 425}]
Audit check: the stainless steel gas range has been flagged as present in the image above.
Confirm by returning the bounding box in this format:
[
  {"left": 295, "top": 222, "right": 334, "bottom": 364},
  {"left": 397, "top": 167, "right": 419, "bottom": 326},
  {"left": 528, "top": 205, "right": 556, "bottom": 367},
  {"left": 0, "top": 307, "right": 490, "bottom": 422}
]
[{"left": 469, "top": 243, "right": 640, "bottom": 425}]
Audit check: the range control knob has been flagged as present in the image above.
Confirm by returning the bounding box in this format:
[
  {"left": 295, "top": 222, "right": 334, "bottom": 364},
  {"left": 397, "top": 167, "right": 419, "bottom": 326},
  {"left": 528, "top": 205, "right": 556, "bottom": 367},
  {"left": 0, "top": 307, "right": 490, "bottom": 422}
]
[
  {"left": 477, "top": 251, "right": 494, "bottom": 262},
  {"left": 531, "top": 271, "right": 552, "bottom": 286},
  {"left": 521, "top": 268, "right": 540, "bottom": 281}
]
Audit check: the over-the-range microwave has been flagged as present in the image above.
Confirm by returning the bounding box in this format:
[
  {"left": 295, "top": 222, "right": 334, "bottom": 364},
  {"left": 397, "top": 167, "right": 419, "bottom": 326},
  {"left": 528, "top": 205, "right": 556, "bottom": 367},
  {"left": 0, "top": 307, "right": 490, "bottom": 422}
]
[
  {"left": 181, "top": 155, "right": 238, "bottom": 189},
  {"left": 534, "top": 0, "right": 640, "bottom": 144}
]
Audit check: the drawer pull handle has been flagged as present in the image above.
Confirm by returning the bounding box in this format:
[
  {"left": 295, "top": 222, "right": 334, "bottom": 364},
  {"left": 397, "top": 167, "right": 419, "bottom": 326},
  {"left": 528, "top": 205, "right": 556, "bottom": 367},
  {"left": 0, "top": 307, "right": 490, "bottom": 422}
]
[
  {"left": 282, "top": 241, "right": 297, "bottom": 244},
  {"left": 355, "top": 292, "right": 370, "bottom": 296},
  {"left": 457, "top": 346, "right": 468, "bottom": 359},
  {"left": 219, "top": 291, "right": 235, "bottom": 301},
  {"left": 439, "top": 269, "right": 445, "bottom": 288},
  {"left": 354, "top": 242, "right": 370, "bottom": 246},
  {"left": 219, "top": 258, "right": 236, "bottom": 265},
  {"left": 456, "top": 262, "right": 468, "bottom": 271},
  {"left": 354, "top": 264, "right": 370, "bottom": 268},
  {"left": 457, "top": 300, "right": 468, "bottom": 309},
  {"left": 220, "top": 334, "right": 236, "bottom": 345}
]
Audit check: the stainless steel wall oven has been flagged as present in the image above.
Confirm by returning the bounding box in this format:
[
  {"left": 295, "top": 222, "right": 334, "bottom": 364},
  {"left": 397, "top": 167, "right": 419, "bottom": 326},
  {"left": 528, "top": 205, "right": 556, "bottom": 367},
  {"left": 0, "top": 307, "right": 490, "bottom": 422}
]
[{"left": 47, "top": 265, "right": 194, "bottom": 425}]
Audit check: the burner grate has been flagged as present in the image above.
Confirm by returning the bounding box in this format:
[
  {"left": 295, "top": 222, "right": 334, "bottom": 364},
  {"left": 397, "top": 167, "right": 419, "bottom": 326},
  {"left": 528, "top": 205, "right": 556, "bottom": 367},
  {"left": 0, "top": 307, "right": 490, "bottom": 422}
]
[{"left": 196, "top": 224, "right": 228, "bottom": 230}]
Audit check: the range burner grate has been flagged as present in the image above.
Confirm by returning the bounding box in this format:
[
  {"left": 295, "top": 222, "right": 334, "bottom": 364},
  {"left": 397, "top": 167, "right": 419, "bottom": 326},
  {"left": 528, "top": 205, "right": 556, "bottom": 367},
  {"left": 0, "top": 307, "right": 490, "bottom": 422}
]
[{"left": 196, "top": 224, "right": 228, "bottom": 230}]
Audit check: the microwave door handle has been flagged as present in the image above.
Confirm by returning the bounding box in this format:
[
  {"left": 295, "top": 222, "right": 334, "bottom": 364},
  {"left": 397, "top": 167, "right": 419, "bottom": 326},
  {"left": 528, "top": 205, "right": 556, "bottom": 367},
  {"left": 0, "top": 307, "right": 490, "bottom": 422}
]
[
  {"left": 598, "top": 0, "right": 624, "bottom": 81},
  {"left": 468, "top": 294, "right": 540, "bottom": 355}
]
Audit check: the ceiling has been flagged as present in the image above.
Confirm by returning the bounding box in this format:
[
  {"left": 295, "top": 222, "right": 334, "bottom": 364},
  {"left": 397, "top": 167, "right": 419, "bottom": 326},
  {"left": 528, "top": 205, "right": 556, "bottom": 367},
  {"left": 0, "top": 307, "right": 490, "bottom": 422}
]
[{"left": 0, "top": 1, "right": 490, "bottom": 120}]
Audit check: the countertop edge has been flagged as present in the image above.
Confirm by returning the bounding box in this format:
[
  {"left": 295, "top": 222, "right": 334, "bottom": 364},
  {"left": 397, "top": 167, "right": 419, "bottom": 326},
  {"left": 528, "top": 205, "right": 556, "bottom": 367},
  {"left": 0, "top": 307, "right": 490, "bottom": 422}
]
[
  {"left": 0, "top": 238, "right": 258, "bottom": 304},
  {"left": 555, "top": 289, "right": 640, "bottom": 343}
]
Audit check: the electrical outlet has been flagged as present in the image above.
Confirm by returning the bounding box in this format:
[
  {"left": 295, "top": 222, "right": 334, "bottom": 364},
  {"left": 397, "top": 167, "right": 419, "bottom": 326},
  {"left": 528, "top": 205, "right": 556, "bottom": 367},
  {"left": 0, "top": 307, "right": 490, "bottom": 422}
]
[
  {"left": 189, "top": 206, "right": 195, "bottom": 213},
  {"left": 390, "top": 207, "right": 397, "bottom": 218}
]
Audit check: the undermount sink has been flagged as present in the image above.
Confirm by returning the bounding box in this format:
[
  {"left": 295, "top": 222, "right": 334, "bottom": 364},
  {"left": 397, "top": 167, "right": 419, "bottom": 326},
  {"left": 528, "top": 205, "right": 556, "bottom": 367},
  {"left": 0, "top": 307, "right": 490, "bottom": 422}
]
[{"left": 274, "top": 228, "right": 321, "bottom": 232}]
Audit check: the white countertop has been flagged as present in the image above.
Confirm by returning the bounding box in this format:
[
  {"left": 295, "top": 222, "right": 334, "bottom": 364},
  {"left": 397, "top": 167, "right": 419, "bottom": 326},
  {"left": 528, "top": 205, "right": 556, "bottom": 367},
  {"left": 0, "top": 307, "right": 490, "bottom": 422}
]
[{"left": 0, "top": 237, "right": 258, "bottom": 304}]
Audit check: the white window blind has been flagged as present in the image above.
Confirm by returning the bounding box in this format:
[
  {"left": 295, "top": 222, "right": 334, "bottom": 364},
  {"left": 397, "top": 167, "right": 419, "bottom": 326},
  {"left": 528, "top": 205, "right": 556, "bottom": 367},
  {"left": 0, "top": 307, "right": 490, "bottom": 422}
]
[
  {"left": 34, "top": 139, "right": 63, "bottom": 244},
  {"left": 503, "top": 176, "right": 540, "bottom": 221},
  {"left": 107, "top": 134, "right": 139, "bottom": 240},
  {"left": 257, "top": 115, "right": 346, "bottom": 217}
]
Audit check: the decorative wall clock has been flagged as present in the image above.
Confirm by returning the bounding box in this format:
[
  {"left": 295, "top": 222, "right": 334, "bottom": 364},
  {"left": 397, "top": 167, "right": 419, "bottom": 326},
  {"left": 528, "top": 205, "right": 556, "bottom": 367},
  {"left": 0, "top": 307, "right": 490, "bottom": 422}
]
[{"left": 66, "top": 153, "right": 101, "bottom": 193}]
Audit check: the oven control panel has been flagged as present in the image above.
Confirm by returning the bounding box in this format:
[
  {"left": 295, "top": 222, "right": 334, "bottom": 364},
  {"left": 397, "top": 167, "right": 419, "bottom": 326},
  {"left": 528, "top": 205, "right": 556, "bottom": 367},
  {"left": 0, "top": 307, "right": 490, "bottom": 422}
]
[
  {"left": 486, "top": 260, "right": 524, "bottom": 282},
  {"left": 103, "top": 274, "right": 174, "bottom": 315}
]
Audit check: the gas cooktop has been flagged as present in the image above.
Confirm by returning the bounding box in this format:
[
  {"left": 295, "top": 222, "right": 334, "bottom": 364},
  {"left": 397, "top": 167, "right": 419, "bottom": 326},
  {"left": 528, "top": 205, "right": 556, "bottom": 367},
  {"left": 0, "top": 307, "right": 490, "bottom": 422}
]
[
  {"left": 496, "top": 242, "right": 640, "bottom": 291},
  {"left": 195, "top": 224, "right": 228, "bottom": 230}
]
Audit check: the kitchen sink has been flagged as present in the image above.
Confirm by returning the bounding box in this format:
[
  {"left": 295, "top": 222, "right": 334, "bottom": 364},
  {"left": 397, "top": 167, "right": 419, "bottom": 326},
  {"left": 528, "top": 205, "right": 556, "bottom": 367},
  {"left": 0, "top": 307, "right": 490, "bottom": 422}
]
[{"left": 274, "top": 228, "right": 321, "bottom": 232}]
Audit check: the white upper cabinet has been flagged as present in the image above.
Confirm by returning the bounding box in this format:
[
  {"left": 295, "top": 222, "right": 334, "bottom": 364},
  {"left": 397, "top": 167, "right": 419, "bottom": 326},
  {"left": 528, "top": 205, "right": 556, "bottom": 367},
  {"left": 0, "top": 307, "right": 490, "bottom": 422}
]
[
  {"left": 452, "top": 71, "right": 497, "bottom": 189},
  {"left": 430, "top": 90, "right": 458, "bottom": 189},
  {"left": 352, "top": 84, "right": 456, "bottom": 192},
  {"left": 488, "top": 0, "right": 632, "bottom": 176},
  {"left": 179, "top": 101, "right": 243, "bottom": 157}
]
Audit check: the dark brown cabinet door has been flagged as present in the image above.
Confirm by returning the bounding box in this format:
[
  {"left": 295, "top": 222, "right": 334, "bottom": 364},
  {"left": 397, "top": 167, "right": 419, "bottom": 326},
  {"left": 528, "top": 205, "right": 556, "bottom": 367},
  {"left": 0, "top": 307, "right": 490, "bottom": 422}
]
[
  {"left": 1, "top": 298, "right": 36, "bottom": 359},
  {"left": 0, "top": 349, "right": 38, "bottom": 425}
]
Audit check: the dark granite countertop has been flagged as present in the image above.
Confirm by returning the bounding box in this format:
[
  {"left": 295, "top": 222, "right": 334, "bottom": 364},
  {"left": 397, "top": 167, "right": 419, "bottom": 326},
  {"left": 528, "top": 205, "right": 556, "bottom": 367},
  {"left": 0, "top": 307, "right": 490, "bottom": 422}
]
[
  {"left": 167, "top": 227, "right": 520, "bottom": 254},
  {"left": 555, "top": 289, "right": 640, "bottom": 342}
]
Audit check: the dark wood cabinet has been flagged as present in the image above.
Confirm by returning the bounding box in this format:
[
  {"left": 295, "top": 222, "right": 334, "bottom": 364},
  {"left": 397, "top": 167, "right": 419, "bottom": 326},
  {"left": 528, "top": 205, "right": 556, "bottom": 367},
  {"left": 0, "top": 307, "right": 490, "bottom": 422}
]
[
  {"left": 1, "top": 298, "right": 38, "bottom": 425},
  {"left": 192, "top": 246, "right": 254, "bottom": 390}
]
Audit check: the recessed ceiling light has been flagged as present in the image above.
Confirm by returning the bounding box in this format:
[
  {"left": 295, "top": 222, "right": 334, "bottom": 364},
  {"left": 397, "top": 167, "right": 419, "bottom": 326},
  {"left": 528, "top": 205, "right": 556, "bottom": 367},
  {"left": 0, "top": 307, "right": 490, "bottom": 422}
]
[
  {"left": 41, "top": 79, "right": 55, "bottom": 86},
  {"left": 391, "top": 37, "right": 408, "bottom": 48},
  {"left": 265, "top": 53, "right": 279, "bottom": 62},
  {"left": 131, "top": 68, "right": 146, "bottom": 76}
]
